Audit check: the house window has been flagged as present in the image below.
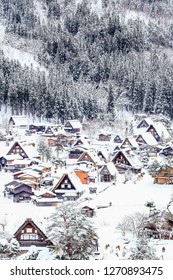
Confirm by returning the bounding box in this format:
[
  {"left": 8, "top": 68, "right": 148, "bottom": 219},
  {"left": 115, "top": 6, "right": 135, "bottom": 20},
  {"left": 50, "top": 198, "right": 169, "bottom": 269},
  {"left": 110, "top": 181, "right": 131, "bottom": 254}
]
[
  {"left": 26, "top": 228, "right": 33, "bottom": 233},
  {"left": 20, "top": 234, "right": 39, "bottom": 240},
  {"left": 103, "top": 174, "right": 111, "bottom": 182}
]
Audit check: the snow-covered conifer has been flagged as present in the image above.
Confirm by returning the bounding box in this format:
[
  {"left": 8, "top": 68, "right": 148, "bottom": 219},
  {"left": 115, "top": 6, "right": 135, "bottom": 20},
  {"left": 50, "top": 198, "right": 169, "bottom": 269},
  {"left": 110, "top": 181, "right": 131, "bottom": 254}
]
[
  {"left": 46, "top": 202, "right": 97, "bottom": 260},
  {"left": 128, "top": 236, "right": 159, "bottom": 260}
]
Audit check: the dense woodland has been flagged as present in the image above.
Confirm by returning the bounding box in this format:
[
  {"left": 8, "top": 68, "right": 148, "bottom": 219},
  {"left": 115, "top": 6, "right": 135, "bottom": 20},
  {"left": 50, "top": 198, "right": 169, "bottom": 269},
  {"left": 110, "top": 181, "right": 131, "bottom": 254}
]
[{"left": 1, "top": 0, "right": 173, "bottom": 122}]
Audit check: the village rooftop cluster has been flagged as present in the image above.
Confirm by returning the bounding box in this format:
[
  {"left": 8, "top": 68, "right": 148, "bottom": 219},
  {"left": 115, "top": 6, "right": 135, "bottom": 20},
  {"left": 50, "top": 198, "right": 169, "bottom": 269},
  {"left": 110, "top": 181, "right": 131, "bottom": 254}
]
[{"left": 1, "top": 114, "right": 173, "bottom": 257}]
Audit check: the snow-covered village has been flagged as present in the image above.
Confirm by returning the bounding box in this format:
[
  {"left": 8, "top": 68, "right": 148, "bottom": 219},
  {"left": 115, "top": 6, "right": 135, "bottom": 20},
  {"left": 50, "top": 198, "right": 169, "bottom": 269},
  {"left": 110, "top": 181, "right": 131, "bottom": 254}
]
[
  {"left": 1, "top": 0, "right": 173, "bottom": 262},
  {"left": 1, "top": 111, "right": 173, "bottom": 260}
]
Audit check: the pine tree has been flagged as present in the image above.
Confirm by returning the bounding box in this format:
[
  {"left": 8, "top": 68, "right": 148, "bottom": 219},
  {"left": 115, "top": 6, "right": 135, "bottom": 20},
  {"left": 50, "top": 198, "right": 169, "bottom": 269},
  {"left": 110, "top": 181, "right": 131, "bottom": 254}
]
[
  {"left": 37, "top": 137, "right": 52, "bottom": 162},
  {"left": 147, "top": 159, "right": 163, "bottom": 177},
  {"left": 107, "top": 85, "right": 114, "bottom": 116},
  {"left": 128, "top": 236, "right": 159, "bottom": 260},
  {"left": 0, "top": 238, "right": 20, "bottom": 260},
  {"left": 46, "top": 203, "right": 97, "bottom": 260}
]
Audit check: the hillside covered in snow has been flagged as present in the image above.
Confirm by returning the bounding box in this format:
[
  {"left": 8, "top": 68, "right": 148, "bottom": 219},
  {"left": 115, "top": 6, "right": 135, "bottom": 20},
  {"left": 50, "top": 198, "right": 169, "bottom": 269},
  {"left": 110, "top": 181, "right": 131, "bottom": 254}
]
[{"left": 0, "top": 0, "right": 173, "bottom": 121}]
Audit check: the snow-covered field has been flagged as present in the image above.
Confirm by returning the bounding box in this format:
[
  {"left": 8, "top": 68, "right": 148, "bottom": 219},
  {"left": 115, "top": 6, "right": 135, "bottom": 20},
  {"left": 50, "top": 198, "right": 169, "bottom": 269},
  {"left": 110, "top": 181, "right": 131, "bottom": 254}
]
[
  {"left": 1, "top": 166, "right": 173, "bottom": 260},
  {"left": 93, "top": 174, "right": 173, "bottom": 260}
]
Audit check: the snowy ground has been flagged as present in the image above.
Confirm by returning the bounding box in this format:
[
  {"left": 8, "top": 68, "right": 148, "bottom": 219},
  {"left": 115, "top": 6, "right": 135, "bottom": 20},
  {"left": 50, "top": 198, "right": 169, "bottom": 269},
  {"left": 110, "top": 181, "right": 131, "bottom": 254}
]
[
  {"left": 92, "top": 173, "right": 173, "bottom": 260},
  {"left": 1, "top": 166, "right": 173, "bottom": 259}
]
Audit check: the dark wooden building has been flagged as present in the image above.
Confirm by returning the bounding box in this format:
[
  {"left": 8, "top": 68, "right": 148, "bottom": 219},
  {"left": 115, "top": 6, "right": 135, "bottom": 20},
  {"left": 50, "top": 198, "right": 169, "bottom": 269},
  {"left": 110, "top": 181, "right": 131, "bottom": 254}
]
[
  {"left": 113, "top": 135, "right": 123, "bottom": 143},
  {"left": 64, "top": 120, "right": 82, "bottom": 133},
  {"left": 52, "top": 173, "right": 83, "bottom": 199},
  {"left": 112, "top": 150, "right": 141, "bottom": 174},
  {"left": 14, "top": 218, "right": 52, "bottom": 247},
  {"left": 4, "top": 181, "right": 34, "bottom": 202},
  {"left": 98, "top": 132, "right": 111, "bottom": 141}
]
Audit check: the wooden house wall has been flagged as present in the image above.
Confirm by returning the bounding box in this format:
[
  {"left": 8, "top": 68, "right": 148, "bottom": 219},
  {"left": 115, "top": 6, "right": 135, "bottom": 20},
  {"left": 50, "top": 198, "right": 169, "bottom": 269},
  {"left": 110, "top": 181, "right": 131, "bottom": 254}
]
[
  {"left": 137, "top": 120, "right": 149, "bottom": 128},
  {"left": 154, "top": 167, "right": 173, "bottom": 184},
  {"left": 42, "top": 192, "right": 55, "bottom": 198},
  {"left": 19, "top": 176, "right": 38, "bottom": 183},
  {"left": 114, "top": 136, "right": 122, "bottom": 143},
  {"left": 7, "top": 143, "right": 28, "bottom": 158},
  {"left": 136, "top": 135, "right": 146, "bottom": 144},
  {"left": 64, "top": 122, "right": 80, "bottom": 133},
  {"left": 100, "top": 166, "right": 114, "bottom": 182},
  {"left": 13, "top": 191, "right": 33, "bottom": 202},
  {"left": 147, "top": 125, "right": 160, "bottom": 141},
  {"left": 98, "top": 134, "right": 111, "bottom": 141},
  {"left": 112, "top": 152, "right": 130, "bottom": 166},
  {"left": 56, "top": 175, "right": 76, "bottom": 191},
  {"left": 35, "top": 201, "right": 58, "bottom": 207},
  {"left": 81, "top": 207, "right": 95, "bottom": 217},
  {"left": 15, "top": 222, "right": 49, "bottom": 247},
  {"left": 69, "top": 149, "right": 83, "bottom": 159},
  {"left": 13, "top": 185, "right": 33, "bottom": 194},
  {"left": 78, "top": 152, "right": 94, "bottom": 163}
]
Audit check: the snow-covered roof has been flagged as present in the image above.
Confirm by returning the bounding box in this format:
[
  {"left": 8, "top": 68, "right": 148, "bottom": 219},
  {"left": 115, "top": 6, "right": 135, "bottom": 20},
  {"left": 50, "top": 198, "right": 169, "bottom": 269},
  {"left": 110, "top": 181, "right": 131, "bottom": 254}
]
[
  {"left": 22, "top": 179, "right": 39, "bottom": 186},
  {"left": 98, "top": 130, "right": 112, "bottom": 136},
  {"left": 13, "top": 159, "right": 33, "bottom": 165},
  {"left": 101, "top": 162, "right": 117, "bottom": 176},
  {"left": 33, "top": 197, "right": 60, "bottom": 203},
  {"left": 67, "top": 173, "right": 85, "bottom": 192},
  {"left": 18, "top": 170, "right": 41, "bottom": 179},
  {"left": 23, "top": 146, "right": 40, "bottom": 158},
  {"left": 62, "top": 191, "right": 79, "bottom": 197},
  {"left": 124, "top": 150, "right": 142, "bottom": 169},
  {"left": 39, "top": 163, "right": 52, "bottom": 168},
  {"left": 150, "top": 123, "right": 171, "bottom": 140},
  {"left": 73, "top": 137, "right": 91, "bottom": 149},
  {"left": 5, "top": 154, "right": 23, "bottom": 160},
  {"left": 77, "top": 200, "right": 96, "bottom": 210},
  {"left": 121, "top": 136, "right": 139, "bottom": 148},
  {"left": 97, "top": 148, "right": 110, "bottom": 160},
  {"left": 68, "top": 145, "right": 89, "bottom": 152},
  {"left": 64, "top": 120, "right": 82, "bottom": 129},
  {"left": 112, "top": 149, "right": 142, "bottom": 169},
  {"left": 6, "top": 141, "right": 39, "bottom": 159},
  {"left": 137, "top": 117, "right": 154, "bottom": 128},
  {"left": 78, "top": 150, "right": 104, "bottom": 165},
  {"left": 9, "top": 115, "right": 28, "bottom": 126},
  {"left": 136, "top": 132, "right": 158, "bottom": 146},
  {"left": 5, "top": 180, "right": 20, "bottom": 188},
  {"left": 53, "top": 172, "right": 84, "bottom": 193},
  {"left": 34, "top": 189, "right": 56, "bottom": 197}
]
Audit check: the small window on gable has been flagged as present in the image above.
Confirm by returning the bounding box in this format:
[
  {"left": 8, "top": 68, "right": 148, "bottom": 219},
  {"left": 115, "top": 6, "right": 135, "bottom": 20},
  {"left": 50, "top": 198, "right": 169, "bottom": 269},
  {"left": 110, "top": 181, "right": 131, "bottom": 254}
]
[{"left": 26, "top": 228, "right": 32, "bottom": 233}]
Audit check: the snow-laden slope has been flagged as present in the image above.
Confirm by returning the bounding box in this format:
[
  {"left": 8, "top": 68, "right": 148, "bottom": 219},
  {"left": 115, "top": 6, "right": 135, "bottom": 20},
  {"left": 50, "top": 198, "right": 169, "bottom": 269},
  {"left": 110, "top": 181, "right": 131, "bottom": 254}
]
[
  {"left": 91, "top": 173, "right": 173, "bottom": 259},
  {"left": 33, "top": 0, "right": 47, "bottom": 24},
  {"left": 1, "top": 44, "right": 42, "bottom": 68},
  {"left": 0, "top": 21, "right": 45, "bottom": 70},
  {"left": 0, "top": 23, "right": 5, "bottom": 44}
]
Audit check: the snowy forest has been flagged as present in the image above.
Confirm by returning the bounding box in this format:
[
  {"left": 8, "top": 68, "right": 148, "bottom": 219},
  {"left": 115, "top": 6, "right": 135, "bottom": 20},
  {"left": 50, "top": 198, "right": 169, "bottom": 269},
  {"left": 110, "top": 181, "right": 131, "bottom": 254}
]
[{"left": 1, "top": 0, "right": 173, "bottom": 121}]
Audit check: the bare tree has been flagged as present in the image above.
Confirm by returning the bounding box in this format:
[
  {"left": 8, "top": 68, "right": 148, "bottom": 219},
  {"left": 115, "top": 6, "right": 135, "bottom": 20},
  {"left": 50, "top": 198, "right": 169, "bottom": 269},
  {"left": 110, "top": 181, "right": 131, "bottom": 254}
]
[{"left": 116, "top": 212, "right": 148, "bottom": 238}]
